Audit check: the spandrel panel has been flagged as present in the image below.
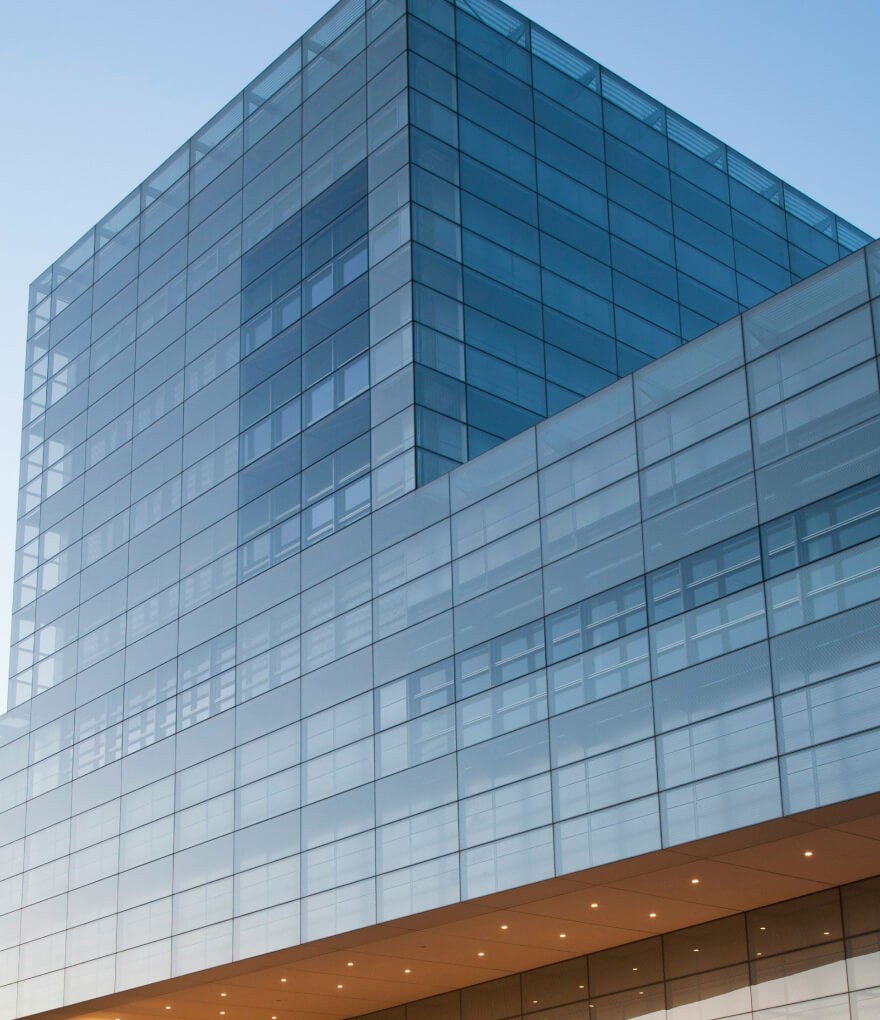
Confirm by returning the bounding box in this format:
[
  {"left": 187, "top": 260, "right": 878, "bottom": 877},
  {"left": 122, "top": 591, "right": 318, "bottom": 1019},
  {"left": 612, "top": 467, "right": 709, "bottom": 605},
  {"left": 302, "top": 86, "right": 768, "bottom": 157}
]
[
  {"left": 377, "top": 853, "right": 459, "bottom": 922},
  {"left": 756, "top": 416, "right": 880, "bottom": 524},
  {"left": 453, "top": 522, "right": 541, "bottom": 603},
  {"left": 456, "top": 669, "right": 546, "bottom": 746},
  {"left": 550, "top": 684, "right": 653, "bottom": 769},
  {"left": 640, "top": 422, "right": 753, "bottom": 519},
  {"left": 461, "top": 825, "right": 554, "bottom": 899},
  {"left": 375, "top": 752, "right": 457, "bottom": 825},
  {"left": 554, "top": 794, "right": 661, "bottom": 872},
  {"left": 765, "top": 538, "right": 880, "bottom": 637},
  {"left": 548, "top": 631, "right": 650, "bottom": 715},
  {"left": 451, "top": 475, "right": 538, "bottom": 558},
  {"left": 450, "top": 429, "right": 536, "bottom": 511},
  {"left": 637, "top": 370, "right": 748, "bottom": 467},
  {"left": 743, "top": 252, "right": 868, "bottom": 358},
  {"left": 653, "top": 642, "right": 771, "bottom": 732},
  {"left": 747, "top": 303, "right": 875, "bottom": 413},
  {"left": 643, "top": 474, "right": 758, "bottom": 572},
  {"left": 542, "top": 524, "right": 644, "bottom": 614},
  {"left": 751, "top": 362, "right": 879, "bottom": 470},
  {"left": 453, "top": 569, "right": 543, "bottom": 652},
  {"left": 377, "top": 802, "right": 458, "bottom": 871},
  {"left": 552, "top": 738, "right": 656, "bottom": 820},
  {"left": 661, "top": 759, "right": 781, "bottom": 844},
  {"left": 375, "top": 703, "right": 456, "bottom": 776},
  {"left": 541, "top": 475, "right": 640, "bottom": 565},
  {"left": 783, "top": 728, "right": 880, "bottom": 813},
  {"left": 539, "top": 426, "right": 637, "bottom": 516},
  {"left": 657, "top": 699, "right": 777, "bottom": 788},
  {"left": 776, "top": 664, "right": 880, "bottom": 754}
]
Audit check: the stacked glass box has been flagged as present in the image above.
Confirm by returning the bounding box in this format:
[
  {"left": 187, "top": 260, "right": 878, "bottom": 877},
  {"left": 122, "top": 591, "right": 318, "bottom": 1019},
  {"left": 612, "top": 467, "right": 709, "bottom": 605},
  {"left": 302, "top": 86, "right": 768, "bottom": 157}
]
[
  {"left": 2, "top": 0, "right": 878, "bottom": 1015},
  {"left": 404, "top": 0, "right": 871, "bottom": 480}
]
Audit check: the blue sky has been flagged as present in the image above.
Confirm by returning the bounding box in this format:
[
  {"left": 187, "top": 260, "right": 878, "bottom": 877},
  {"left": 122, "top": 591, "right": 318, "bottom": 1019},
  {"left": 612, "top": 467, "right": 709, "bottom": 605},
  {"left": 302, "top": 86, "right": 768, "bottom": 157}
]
[{"left": 0, "top": 0, "right": 877, "bottom": 712}]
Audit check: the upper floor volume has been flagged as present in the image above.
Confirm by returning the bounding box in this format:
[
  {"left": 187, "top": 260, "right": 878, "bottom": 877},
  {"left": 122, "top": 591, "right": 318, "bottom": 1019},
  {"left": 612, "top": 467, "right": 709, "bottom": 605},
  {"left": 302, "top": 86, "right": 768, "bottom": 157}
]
[{"left": 24, "top": 0, "right": 871, "bottom": 482}]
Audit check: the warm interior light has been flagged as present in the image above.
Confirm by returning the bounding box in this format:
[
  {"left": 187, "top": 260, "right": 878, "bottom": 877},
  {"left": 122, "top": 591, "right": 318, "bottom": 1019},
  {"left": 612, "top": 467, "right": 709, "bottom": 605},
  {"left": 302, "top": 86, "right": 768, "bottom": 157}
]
[
  {"left": 500, "top": 924, "right": 509, "bottom": 930},
  {"left": 337, "top": 984, "right": 343, "bottom": 990},
  {"left": 649, "top": 912, "right": 657, "bottom": 918},
  {"left": 590, "top": 902, "right": 599, "bottom": 909},
  {"left": 692, "top": 948, "right": 700, "bottom": 953},
  {"left": 477, "top": 951, "right": 485, "bottom": 957},
  {"left": 404, "top": 969, "right": 411, "bottom": 974},
  {"left": 691, "top": 878, "right": 700, "bottom": 885},
  {"left": 221, "top": 994, "right": 227, "bottom": 998},
  {"left": 280, "top": 979, "right": 287, "bottom": 983},
  {"left": 804, "top": 850, "right": 814, "bottom": 857},
  {"left": 347, "top": 962, "right": 354, "bottom": 967},
  {"left": 559, "top": 933, "right": 567, "bottom": 938}
]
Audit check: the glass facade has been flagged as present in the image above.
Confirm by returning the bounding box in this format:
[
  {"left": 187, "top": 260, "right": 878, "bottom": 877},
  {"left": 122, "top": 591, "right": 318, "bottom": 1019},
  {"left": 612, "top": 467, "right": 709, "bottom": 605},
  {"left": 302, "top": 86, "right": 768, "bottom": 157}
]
[
  {"left": 3, "top": 0, "right": 879, "bottom": 1018},
  {"left": 404, "top": 0, "right": 871, "bottom": 480}
]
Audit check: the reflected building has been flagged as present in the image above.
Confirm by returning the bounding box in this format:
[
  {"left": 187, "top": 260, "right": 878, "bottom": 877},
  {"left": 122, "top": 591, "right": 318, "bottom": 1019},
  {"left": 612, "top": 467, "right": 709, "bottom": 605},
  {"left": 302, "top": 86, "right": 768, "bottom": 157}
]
[{"left": 3, "top": 1, "right": 880, "bottom": 1019}]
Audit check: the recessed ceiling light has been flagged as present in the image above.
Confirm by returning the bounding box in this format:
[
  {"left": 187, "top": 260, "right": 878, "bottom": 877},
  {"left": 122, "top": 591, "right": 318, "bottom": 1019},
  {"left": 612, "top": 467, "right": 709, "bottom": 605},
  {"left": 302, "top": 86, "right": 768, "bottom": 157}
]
[
  {"left": 404, "top": 969, "right": 411, "bottom": 974},
  {"left": 559, "top": 933, "right": 567, "bottom": 939},
  {"left": 649, "top": 912, "right": 657, "bottom": 918},
  {"left": 337, "top": 984, "right": 343, "bottom": 990},
  {"left": 823, "top": 931, "right": 831, "bottom": 936},
  {"left": 590, "top": 902, "right": 599, "bottom": 909},
  {"left": 347, "top": 962, "right": 354, "bottom": 967},
  {"left": 478, "top": 951, "right": 485, "bottom": 957},
  {"left": 221, "top": 994, "right": 227, "bottom": 998},
  {"left": 804, "top": 850, "right": 814, "bottom": 858},
  {"left": 280, "top": 978, "right": 287, "bottom": 983},
  {"left": 690, "top": 878, "right": 700, "bottom": 885},
  {"left": 692, "top": 948, "right": 699, "bottom": 953},
  {"left": 632, "top": 967, "right": 638, "bottom": 972}
]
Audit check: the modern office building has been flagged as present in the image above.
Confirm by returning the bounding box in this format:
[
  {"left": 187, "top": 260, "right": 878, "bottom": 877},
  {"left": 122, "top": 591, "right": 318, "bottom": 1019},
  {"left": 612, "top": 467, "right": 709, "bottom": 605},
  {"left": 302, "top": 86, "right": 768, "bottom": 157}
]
[{"left": 3, "top": 1, "right": 879, "bottom": 1019}]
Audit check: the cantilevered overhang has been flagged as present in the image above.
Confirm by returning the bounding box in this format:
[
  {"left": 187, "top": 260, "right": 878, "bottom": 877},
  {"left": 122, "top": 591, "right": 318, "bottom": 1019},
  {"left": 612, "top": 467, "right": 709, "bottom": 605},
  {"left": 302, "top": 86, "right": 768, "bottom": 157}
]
[{"left": 24, "top": 793, "right": 880, "bottom": 1020}]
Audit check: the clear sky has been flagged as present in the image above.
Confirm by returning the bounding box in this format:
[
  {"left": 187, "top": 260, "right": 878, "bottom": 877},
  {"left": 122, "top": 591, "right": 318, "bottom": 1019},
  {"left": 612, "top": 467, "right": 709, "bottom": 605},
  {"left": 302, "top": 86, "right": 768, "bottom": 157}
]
[{"left": 0, "top": 0, "right": 878, "bottom": 714}]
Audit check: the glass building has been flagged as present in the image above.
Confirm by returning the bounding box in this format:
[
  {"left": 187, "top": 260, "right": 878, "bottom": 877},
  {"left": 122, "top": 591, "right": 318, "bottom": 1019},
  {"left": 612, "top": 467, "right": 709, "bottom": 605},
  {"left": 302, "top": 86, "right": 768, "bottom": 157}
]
[{"left": 3, "top": 1, "right": 879, "bottom": 1019}]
